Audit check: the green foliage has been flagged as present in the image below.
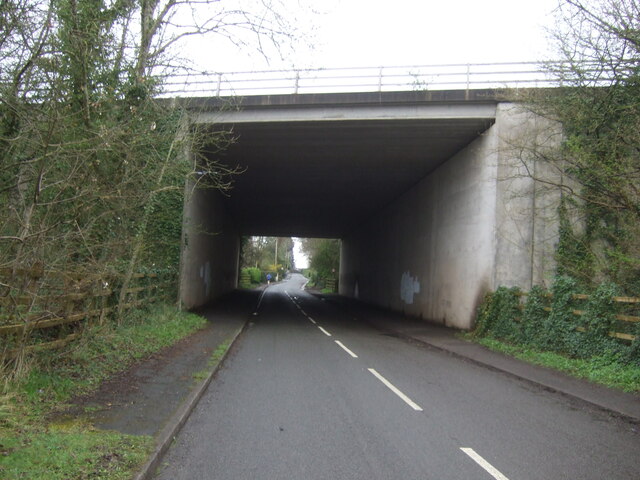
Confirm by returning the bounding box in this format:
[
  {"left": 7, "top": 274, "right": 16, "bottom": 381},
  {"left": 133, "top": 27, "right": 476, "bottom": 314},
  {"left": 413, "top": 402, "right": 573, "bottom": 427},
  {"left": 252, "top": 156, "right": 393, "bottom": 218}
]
[
  {"left": 627, "top": 323, "right": 640, "bottom": 366},
  {"left": 473, "top": 287, "right": 520, "bottom": 339},
  {"left": 575, "top": 282, "right": 619, "bottom": 358},
  {"left": 301, "top": 238, "right": 340, "bottom": 281},
  {"left": 525, "top": 0, "right": 640, "bottom": 295},
  {"left": 472, "top": 337, "right": 640, "bottom": 392},
  {"left": 517, "top": 285, "right": 548, "bottom": 346},
  {"left": 142, "top": 181, "right": 188, "bottom": 270},
  {"left": 1, "top": 429, "right": 153, "bottom": 480},
  {"left": 14, "top": 305, "right": 206, "bottom": 407},
  {"left": 238, "top": 269, "right": 252, "bottom": 289},
  {"left": 0, "top": 0, "right": 241, "bottom": 373},
  {"left": 0, "top": 304, "right": 205, "bottom": 479},
  {"left": 240, "top": 237, "right": 294, "bottom": 272},
  {"left": 239, "top": 267, "right": 262, "bottom": 288},
  {"left": 555, "top": 197, "right": 594, "bottom": 288},
  {"left": 508, "top": 0, "right": 640, "bottom": 367},
  {"left": 301, "top": 267, "right": 337, "bottom": 291},
  {"left": 489, "top": 287, "right": 521, "bottom": 340},
  {"left": 542, "top": 276, "right": 579, "bottom": 353},
  {"left": 473, "top": 275, "right": 640, "bottom": 388},
  {"left": 473, "top": 291, "right": 495, "bottom": 338},
  {"left": 302, "top": 268, "right": 318, "bottom": 287},
  {"left": 246, "top": 267, "right": 262, "bottom": 284}
]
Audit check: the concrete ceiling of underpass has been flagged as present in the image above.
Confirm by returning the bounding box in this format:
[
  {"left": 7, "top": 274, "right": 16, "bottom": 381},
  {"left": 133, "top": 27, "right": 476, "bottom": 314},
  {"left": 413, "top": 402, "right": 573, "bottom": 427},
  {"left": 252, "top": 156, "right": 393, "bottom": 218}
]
[{"left": 197, "top": 93, "right": 497, "bottom": 238}]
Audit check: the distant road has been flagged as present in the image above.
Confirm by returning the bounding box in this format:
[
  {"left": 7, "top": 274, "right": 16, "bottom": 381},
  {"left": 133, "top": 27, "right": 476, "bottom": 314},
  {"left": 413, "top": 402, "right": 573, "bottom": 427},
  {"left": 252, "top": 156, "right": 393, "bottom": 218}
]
[{"left": 155, "top": 274, "right": 640, "bottom": 480}]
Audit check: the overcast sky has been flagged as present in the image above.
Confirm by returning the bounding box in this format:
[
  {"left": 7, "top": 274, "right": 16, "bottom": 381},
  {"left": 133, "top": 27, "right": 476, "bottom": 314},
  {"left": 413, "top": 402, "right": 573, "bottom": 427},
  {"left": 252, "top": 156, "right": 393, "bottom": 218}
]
[{"left": 186, "top": 0, "right": 561, "bottom": 72}]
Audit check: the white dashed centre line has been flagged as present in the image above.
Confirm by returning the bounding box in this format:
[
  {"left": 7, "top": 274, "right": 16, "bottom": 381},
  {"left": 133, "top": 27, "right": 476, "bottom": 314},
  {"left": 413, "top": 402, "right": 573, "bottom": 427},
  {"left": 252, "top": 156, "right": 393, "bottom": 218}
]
[
  {"left": 308, "top": 317, "right": 317, "bottom": 325},
  {"left": 317, "top": 326, "right": 332, "bottom": 337},
  {"left": 335, "top": 340, "right": 358, "bottom": 358},
  {"left": 367, "top": 368, "right": 423, "bottom": 411},
  {"left": 460, "top": 448, "right": 510, "bottom": 480}
]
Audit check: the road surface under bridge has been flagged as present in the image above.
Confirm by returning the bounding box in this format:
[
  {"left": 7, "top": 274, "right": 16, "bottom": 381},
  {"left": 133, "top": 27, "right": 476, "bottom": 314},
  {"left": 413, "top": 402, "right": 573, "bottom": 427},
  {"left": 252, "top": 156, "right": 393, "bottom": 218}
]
[{"left": 179, "top": 90, "right": 560, "bottom": 329}]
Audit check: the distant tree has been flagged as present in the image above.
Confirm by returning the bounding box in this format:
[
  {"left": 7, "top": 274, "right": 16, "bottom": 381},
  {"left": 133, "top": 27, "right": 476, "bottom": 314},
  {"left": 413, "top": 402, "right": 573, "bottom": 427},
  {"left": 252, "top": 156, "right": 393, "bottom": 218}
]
[
  {"left": 301, "top": 238, "right": 340, "bottom": 280},
  {"left": 240, "top": 236, "right": 294, "bottom": 271}
]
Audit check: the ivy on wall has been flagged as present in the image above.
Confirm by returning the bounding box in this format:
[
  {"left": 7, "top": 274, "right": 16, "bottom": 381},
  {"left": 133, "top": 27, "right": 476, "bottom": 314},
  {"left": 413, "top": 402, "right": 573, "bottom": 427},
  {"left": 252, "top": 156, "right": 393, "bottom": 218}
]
[{"left": 474, "top": 276, "right": 639, "bottom": 365}]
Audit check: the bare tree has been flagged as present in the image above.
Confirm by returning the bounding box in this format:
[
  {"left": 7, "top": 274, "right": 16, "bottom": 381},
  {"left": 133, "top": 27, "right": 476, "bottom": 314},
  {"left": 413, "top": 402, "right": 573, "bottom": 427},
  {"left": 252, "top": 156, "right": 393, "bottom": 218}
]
[
  {"left": 0, "top": 0, "right": 309, "bottom": 367},
  {"left": 512, "top": 0, "right": 640, "bottom": 291}
]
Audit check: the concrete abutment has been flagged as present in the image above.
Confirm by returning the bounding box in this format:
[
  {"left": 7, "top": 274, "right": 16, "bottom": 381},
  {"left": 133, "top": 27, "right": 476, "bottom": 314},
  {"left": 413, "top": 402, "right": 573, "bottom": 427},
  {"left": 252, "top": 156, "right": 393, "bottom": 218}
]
[
  {"left": 339, "top": 103, "right": 561, "bottom": 329},
  {"left": 179, "top": 184, "right": 240, "bottom": 309}
]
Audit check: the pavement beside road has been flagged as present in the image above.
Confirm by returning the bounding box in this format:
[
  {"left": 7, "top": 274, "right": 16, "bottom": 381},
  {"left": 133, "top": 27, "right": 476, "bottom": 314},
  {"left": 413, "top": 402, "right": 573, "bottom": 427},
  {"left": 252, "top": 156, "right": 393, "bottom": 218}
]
[{"left": 321, "top": 294, "right": 640, "bottom": 423}]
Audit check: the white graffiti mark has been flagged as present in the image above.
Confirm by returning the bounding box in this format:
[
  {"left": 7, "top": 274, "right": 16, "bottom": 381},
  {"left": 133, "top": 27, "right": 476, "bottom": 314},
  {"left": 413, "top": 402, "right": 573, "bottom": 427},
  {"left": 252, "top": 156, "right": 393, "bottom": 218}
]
[{"left": 400, "top": 271, "right": 420, "bottom": 305}]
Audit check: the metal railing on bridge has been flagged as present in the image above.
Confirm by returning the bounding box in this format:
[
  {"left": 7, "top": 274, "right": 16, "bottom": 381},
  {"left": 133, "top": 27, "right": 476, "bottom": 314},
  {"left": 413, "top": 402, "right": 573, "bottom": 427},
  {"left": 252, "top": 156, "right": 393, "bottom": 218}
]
[{"left": 161, "top": 61, "right": 560, "bottom": 97}]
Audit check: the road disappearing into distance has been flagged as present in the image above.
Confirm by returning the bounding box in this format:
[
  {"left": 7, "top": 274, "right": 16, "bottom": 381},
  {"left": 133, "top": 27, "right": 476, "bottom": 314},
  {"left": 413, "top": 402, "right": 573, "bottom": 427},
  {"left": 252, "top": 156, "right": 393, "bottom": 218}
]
[{"left": 155, "top": 274, "right": 640, "bottom": 480}]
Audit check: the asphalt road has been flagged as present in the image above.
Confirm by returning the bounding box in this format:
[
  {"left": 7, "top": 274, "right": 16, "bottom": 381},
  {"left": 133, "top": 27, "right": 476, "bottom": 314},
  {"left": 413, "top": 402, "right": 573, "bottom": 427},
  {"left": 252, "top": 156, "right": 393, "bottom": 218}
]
[{"left": 155, "top": 274, "right": 640, "bottom": 480}]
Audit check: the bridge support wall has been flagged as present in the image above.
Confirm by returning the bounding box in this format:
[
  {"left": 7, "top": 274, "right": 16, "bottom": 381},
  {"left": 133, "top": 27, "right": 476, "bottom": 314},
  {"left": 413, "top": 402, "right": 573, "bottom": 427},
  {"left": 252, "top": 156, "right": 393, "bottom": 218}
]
[
  {"left": 179, "top": 184, "right": 240, "bottom": 309},
  {"left": 340, "top": 103, "right": 560, "bottom": 329}
]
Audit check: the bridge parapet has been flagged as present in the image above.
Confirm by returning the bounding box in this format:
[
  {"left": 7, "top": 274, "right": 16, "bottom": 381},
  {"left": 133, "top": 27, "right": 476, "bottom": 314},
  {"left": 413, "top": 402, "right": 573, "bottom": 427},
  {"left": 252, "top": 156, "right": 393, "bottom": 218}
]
[{"left": 162, "top": 62, "right": 556, "bottom": 98}]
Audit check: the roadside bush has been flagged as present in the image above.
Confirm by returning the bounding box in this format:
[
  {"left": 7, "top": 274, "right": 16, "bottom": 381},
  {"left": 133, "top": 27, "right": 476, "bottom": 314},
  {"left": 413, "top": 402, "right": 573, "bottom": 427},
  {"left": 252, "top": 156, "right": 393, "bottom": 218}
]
[
  {"left": 303, "top": 268, "right": 319, "bottom": 288},
  {"left": 542, "top": 276, "right": 579, "bottom": 353},
  {"left": 473, "top": 291, "right": 495, "bottom": 337},
  {"left": 246, "top": 267, "right": 262, "bottom": 284},
  {"left": 574, "top": 282, "right": 619, "bottom": 358},
  {"left": 518, "top": 285, "right": 548, "bottom": 346},
  {"left": 473, "top": 287, "right": 520, "bottom": 340},
  {"left": 627, "top": 324, "right": 640, "bottom": 365},
  {"left": 474, "top": 276, "right": 639, "bottom": 363}
]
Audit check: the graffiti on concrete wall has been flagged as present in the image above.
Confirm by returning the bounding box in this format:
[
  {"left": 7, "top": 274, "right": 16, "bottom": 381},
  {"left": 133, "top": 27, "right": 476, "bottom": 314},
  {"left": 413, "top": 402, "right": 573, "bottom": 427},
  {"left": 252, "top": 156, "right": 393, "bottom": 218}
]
[{"left": 400, "top": 271, "right": 420, "bottom": 305}]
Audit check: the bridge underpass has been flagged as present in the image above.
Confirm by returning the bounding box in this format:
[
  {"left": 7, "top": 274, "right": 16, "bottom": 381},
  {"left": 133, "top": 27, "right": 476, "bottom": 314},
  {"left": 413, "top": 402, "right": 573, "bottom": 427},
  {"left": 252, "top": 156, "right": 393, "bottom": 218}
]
[{"left": 179, "top": 90, "right": 560, "bottom": 329}]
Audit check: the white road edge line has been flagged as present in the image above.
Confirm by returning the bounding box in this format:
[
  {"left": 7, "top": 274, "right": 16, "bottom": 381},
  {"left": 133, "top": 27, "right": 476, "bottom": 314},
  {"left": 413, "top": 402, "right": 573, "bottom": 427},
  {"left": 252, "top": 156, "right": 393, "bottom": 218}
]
[
  {"left": 335, "top": 340, "right": 358, "bottom": 358},
  {"left": 367, "top": 368, "right": 423, "bottom": 411},
  {"left": 460, "top": 448, "right": 510, "bottom": 480},
  {"left": 318, "top": 326, "right": 332, "bottom": 337}
]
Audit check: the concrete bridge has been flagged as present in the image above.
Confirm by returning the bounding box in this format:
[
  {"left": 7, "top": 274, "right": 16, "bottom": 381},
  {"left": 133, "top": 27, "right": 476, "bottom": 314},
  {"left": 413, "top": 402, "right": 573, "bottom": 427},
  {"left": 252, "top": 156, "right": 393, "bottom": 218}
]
[{"left": 179, "top": 89, "right": 560, "bottom": 329}]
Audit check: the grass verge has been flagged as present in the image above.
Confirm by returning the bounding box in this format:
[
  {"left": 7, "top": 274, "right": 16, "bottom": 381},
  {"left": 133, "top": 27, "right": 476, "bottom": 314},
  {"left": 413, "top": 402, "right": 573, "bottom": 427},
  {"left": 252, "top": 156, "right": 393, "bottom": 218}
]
[
  {"left": 468, "top": 336, "right": 640, "bottom": 392},
  {"left": 0, "top": 304, "right": 207, "bottom": 479},
  {"left": 192, "top": 340, "right": 231, "bottom": 382}
]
